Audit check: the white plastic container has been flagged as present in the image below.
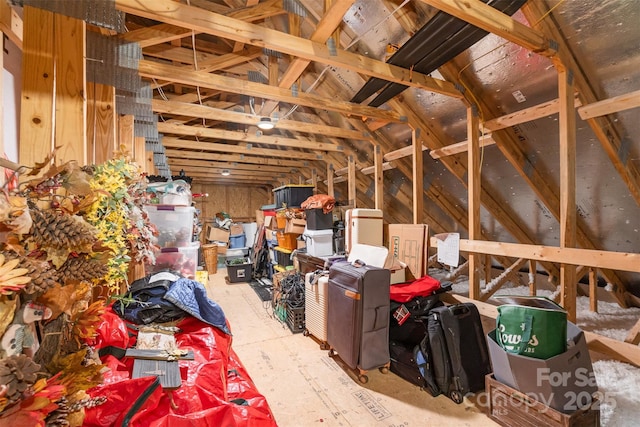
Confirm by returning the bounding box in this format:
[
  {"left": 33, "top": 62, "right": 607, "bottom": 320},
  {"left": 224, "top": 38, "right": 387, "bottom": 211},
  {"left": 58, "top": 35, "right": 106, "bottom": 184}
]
[{"left": 303, "top": 228, "right": 333, "bottom": 257}]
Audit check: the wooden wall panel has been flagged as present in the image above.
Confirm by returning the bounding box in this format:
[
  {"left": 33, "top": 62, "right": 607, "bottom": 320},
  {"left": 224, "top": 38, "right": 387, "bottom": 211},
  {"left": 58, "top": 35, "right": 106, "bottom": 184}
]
[
  {"left": 54, "top": 14, "right": 86, "bottom": 166},
  {"left": 19, "top": 6, "right": 54, "bottom": 173},
  {"left": 192, "top": 183, "right": 270, "bottom": 225},
  {"left": 87, "top": 83, "right": 116, "bottom": 164}
]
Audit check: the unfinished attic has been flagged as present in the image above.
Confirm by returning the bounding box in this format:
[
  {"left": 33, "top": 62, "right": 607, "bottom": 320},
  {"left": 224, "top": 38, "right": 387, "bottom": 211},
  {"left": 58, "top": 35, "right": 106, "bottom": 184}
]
[{"left": 1, "top": 0, "right": 640, "bottom": 425}]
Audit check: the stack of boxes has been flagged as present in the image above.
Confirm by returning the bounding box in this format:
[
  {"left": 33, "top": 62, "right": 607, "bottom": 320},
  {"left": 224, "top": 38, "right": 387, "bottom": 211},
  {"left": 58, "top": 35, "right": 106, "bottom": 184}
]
[
  {"left": 145, "top": 203, "right": 199, "bottom": 279},
  {"left": 269, "top": 185, "right": 314, "bottom": 273},
  {"left": 302, "top": 208, "right": 334, "bottom": 257}
]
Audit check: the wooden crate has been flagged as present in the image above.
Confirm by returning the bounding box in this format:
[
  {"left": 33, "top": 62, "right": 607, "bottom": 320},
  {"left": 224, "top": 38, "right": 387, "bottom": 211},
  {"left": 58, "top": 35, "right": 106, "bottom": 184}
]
[{"left": 486, "top": 375, "right": 600, "bottom": 427}]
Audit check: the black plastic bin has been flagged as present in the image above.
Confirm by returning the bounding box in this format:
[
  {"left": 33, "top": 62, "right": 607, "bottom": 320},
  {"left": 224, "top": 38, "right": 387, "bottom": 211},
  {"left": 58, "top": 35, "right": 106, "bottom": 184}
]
[
  {"left": 226, "top": 258, "right": 253, "bottom": 283},
  {"left": 305, "top": 208, "right": 333, "bottom": 230},
  {"left": 273, "top": 185, "right": 314, "bottom": 208}
]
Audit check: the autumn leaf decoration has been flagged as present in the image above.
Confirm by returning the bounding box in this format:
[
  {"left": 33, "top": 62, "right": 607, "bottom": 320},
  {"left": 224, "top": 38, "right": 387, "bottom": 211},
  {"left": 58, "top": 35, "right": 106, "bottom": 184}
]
[{"left": 0, "top": 253, "right": 32, "bottom": 295}]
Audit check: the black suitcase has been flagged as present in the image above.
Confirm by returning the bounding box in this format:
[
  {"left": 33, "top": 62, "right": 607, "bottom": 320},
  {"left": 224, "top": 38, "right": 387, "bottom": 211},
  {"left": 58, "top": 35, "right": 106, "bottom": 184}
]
[
  {"left": 327, "top": 261, "right": 391, "bottom": 383},
  {"left": 422, "top": 303, "right": 491, "bottom": 403},
  {"left": 389, "top": 341, "right": 425, "bottom": 387}
]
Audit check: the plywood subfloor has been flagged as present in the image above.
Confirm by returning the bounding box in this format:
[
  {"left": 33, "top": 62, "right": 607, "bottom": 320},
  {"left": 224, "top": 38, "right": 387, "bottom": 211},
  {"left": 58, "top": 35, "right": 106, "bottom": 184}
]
[{"left": 206, "top": 269, "right": 498, "bottom": 427}]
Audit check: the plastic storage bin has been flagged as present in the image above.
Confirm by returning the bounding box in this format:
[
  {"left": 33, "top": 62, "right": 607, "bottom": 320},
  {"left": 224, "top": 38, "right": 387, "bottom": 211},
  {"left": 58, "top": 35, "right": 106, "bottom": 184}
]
[
  {"left": 305, "top": 208, "right": 333, "bottom": 230},
  {"left": 274, "top": 247, "right": 293, "bottom": 268},
  {"left": 229, "top": 233, "right": 246, "bottom": 249},
  {"left": 226, "top": 258, "right": 253, "bottom": 283},
  {"left": 147, "top": 242, "right": 200, "bottom": 279},
  {"left": 303, "top": 228, "right": 333, "bottom": 257},
  {"left": 276, "top": 231, "right": 297, "bottom": 251},
  {"left": 145, "top": 205, "right": 195, "bottom": 247},
  {"left": 273, "top": 185, "right": 314, "bottom": 208}
]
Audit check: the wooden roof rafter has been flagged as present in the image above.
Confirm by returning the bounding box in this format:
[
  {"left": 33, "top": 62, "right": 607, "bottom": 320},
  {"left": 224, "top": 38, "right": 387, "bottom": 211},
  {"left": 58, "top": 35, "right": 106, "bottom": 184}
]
[{"left": 115, "top": 0, "right": 462, "bottom": 99}]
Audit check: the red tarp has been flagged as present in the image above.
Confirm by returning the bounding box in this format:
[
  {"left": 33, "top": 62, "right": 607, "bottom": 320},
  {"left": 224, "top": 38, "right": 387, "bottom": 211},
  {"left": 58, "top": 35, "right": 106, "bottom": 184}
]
[{"left": 84, "top": 307, "right": 277, "bottom": 427}]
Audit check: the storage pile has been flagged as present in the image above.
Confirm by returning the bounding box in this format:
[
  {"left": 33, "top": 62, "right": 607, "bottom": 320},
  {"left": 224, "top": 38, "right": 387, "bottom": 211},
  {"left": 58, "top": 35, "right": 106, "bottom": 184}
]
[{"left": 144, "top": 186, "right": 200, "bottom": 279}]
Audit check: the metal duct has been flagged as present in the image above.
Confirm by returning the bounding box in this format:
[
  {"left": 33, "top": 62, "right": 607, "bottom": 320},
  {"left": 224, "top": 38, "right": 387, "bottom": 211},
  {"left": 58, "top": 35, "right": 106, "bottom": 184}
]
[{"left": 19, "top": 0, "right": 125, "bottom": 32}]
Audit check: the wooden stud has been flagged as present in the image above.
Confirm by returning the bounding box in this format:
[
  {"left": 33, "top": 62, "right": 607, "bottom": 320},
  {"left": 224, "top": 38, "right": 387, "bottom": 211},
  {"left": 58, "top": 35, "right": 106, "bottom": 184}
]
[
  {"left": 529, "top": 260, "right": 537, "bottom": 296},
  {"left": 412, "top": 128, "right": 423, "bottom": 224},
  {"left": 557, "top": 62, "right": 577, "bottom": 322},
  {"left": 374, "top": 145, "right": 383, "bottom": 209},
  {"left": 133, "top": 137, "right": 146, "bottom": 170},
  {"left": 118, "top": 115, "right": 135, "bottom": 156},
  {"left": 347, "top": 155, "right": 356, "bottom": 208},
  {"left": 19, "top": 6, "right": 54, "bottom": 175},
  {"left": 0, "top": 0, "right": 23, "bottom": 49},
  {"left": 54, "top": 14, "right": 87, "bottom": 166},
  {"left": 467, "top": 107, "right": 481, "bottom": 300},
  {"left": 327, "top": 163, "right": 334, "bottom": 197},
  {"left": 87, "top": 83, "right": 116, "bottom": 164},
  {"left": 589, "top": 267, "right": 598, "bottom": 313}
]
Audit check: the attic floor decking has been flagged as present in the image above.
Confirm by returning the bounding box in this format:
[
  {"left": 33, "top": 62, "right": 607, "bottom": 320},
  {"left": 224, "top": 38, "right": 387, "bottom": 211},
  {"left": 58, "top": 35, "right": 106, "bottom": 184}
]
[{"left": 206, "top": 269, "right": 498, "bottom": 426}]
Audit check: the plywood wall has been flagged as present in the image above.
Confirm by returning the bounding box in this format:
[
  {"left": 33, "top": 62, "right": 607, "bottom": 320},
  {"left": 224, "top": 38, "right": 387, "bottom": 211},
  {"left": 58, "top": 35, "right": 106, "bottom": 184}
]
[{"left": 191, "top": 182, "right": 272, "bottom": 224}]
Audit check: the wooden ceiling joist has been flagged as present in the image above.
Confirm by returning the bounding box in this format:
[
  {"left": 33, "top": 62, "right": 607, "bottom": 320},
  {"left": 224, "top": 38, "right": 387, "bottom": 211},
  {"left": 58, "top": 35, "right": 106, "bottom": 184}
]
[
  {"left": 578, "top": 88, "right": 640, "bottom": 120},
  {"left": 165, "top": 149, "right": 308, "bottom": 167},
  {"left": 168, "top": 158, "right": 299, "bottom": 174},
  {"left": 152, "top": 100, "right": 369, "bottom": 140},
  {"left": 115, "top": 0, "right": 462, "bottom": 99},
  {"left": 162, "top": 137, "right": 324, "bottom": 161},
  {"left": 157, "top": 122, "right": 343, "bottom": 152},
  {"left": 139, "top": 60, "right": 406, "bottom": 123}
]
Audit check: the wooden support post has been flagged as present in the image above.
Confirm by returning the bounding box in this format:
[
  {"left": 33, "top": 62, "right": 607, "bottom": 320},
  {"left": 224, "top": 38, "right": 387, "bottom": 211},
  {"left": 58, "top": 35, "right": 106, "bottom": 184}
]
[
  {"left": 374, "top": 144, "right": 383, "bottom": 209},
  {"left": 327, "top": 163, "right": 334, "bottom": 197},
  {"left": 311, "top": 168, "right": 318, "bottom": 192},
  {"left": 589, "top": 267, "right": 598, "bottom": 313},
  {"left": 467, "top": 106, "right": 481, "bottom": 300},
  {"left": 19, "top": 6, "right": 54, "bottom": 175},
  {"left": 54, "top": 14, "right": 87, "bottom": 166},
  {"left": 528, "top": 260, "right": 537, "bottom": 296},
  {"left": 557, "top": 61, "right": 578, "bottom": 322},
  {"left": 480, "top": 258, "right": 528, "bottom": 301},
  {"left": 87, "top": 82, "right": 117, "bottom": 164},
  {"left": 625, "top": 318, "right": 640, "bottom": 345},
  {"left": 484, "top": 254, "right": 492, "bottom": 284},
  {"left": 146, "top": 150, "right": 156, "bottom": 176},
  {"left": 412, "top": 128, "right": 424, "bottom": 224},
  {"left": 133, "top": 137, "right": 146, "bottom": 170},
  {"left": 118, "top": 115, "right": 135, "bottom": 156},
  {"left": 347, "top": 155, "right": 356, "bottom": 208}
]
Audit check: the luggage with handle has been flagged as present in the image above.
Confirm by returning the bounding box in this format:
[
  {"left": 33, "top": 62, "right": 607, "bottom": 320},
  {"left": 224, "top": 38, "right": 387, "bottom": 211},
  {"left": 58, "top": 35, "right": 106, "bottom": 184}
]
[
  {"left": 420, "top": 303, "right": 491, "bottom": 403},
  {"left": 304, "top": 271, "right": 330, "bottom": 349},
  {"left": 327, "top": 261, "right": 391, "bottom": 383}
]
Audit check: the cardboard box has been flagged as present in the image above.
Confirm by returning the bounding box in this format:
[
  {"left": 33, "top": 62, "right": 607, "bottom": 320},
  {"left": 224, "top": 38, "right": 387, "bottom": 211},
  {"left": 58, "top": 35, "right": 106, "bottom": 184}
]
[
  {"left": 387, "top": 224, "right": 429, "bottom": 280},
  {"left": 206, "top": 225, "right": 230, "bottom": 243},
  {"left": 230, "top": 223, "right": 244, "bottom": 236},
  {"left": 285, "top": 218, "right": 306, "bottom": 234},
  {"left": 256, "top": 210, "right": 265, "bottom": 226},
  {"left": 487, "top": 322, "right": 598, "bottom": 413},
  {"left": 216, "top": 242, "right": 228, "bottom": 255},
  {"left": 264, "top": 215, "right": 276, "bottom": 229}
]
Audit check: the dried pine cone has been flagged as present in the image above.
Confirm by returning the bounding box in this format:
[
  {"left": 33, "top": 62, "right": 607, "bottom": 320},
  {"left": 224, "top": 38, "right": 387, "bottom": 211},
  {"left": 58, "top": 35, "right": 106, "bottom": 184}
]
[
  {"left": 3, "top": 252, "right": 58, "bottom": 295},
  {"left": 45, "top": 396, "right": 71, "bottom": 427},
  {"left": 0, "top": 354, "right": 41, "bottom": 404},
  {"left": 58, "top": 254, "right": 108, "bottom": 284},
  {"left": 30, "top": 209, "right": 97, "bottom": 250}
]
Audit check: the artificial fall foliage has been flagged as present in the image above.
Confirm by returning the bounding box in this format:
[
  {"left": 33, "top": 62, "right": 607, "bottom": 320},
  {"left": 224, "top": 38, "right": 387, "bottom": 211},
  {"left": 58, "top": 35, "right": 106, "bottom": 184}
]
[{"left": 1, "top": 152, "right": 158, "bottom": 425}]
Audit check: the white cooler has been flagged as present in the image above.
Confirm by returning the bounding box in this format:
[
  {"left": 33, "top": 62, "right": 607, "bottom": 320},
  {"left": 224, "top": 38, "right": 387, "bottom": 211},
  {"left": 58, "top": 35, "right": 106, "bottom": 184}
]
[
  {"left": 345, "top": 208, "right": 383, "bottom": 253},
  {"left": 303, "top": 228, "right": 333, "bottom": 257}
]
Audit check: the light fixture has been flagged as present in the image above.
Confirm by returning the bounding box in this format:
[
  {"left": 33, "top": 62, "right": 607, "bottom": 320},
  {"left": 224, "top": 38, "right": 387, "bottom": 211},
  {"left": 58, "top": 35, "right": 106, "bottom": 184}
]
[
  {"left": 221, "top": 169, "right": 230, "bottom": 176},
  {"left": 257, "top": 117, "right": 275, "bottom": 130}
]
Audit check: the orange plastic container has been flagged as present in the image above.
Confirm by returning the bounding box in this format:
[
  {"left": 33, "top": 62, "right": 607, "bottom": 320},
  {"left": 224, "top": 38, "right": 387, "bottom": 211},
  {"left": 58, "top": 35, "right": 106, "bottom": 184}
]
[{"left": 276, "top": 231, "right": 297, "bottom": 250}]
